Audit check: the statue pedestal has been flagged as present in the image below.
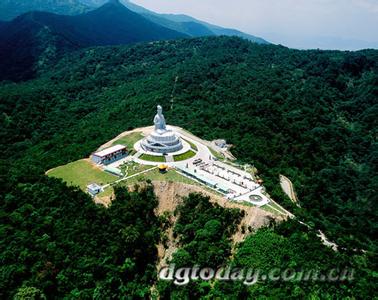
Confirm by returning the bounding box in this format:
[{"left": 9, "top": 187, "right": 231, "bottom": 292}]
[
  {"left": 140, "top": 105, "right": 183, "bottom": 154},
  {"left": 141, "top": 128, "right": 183, "bottom": 154},
  {"left": 135, "top": 135, "right": 190, "bottom": 157}
]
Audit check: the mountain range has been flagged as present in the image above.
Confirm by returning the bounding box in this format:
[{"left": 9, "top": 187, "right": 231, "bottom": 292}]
[
  {"left": 0, "top": 0, "right": 268, "bottom": 43},
  {"left": 0, "top": 0, "right": 269, "bottom": 82},
  {"left": 1, "top": 34, "right": 377, "bottom": 298},
  {"left": 0, "top": 0, "right": 90, "bottom": 21},
  {"left": 1, "top": 1, "right": 377, "bottom": 298},
  {"left": 120, "top": 0, "right": 268, "bottom": 43},
  {"left": 0, "top": 0, "right": 187, "bottom": 81}
]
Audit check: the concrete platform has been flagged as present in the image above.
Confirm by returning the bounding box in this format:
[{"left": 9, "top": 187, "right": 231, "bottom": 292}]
[
  {"left": 104, "top": 124, "right": 272, "bottom": 208},
  {"left": 134, "top": 138, "right": 192, "bottom": 157}
]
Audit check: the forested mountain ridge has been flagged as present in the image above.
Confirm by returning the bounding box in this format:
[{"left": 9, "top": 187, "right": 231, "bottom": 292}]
[
  {"left": 142, "top": 11, "right": 269, "bottom": 43},
  {"left": 134, "top": 13, "right": 215, "bottom": 38},
  {"left": 2, "top": 36, "right": 377, "bottom": 250},
  {"left": 0, "top": 0, "right": 91, "bottom": 21},
  {"left": 0, "top": 0, "right": 269, "bottom": 44},
  {"left": 0, "top": 0, "right": 186, "bottom": 81},
  {"left": 0, "top": 36, "right": 377, "bottom": 297},
  {"left": 112, "top": 0, "right": 268, "bottom": 42},
  {"left": 119, "top": 0, "right": 269, "bottom": 43}
]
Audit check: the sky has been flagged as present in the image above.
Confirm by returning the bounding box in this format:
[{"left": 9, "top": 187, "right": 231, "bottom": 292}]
[{"left": 132, "top": 0, "right": 378, "bottom": 50}]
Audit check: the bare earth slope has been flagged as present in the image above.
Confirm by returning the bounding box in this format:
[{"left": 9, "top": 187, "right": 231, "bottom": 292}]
[{"left": 152, "top": 181, "right": 285, "bottom": 268}]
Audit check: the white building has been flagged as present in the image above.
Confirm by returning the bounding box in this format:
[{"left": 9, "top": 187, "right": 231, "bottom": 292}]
[
  {"left": 214, "top": 139, "right": 227, "bottom": 148},
  {"left": 87, "top": 183, "right": 102, "bottom": 196},
  {"left": 91, "top": 144, "right": 127, "bottom": 165}
]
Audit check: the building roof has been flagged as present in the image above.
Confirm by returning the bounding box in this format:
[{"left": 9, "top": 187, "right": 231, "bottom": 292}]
[
  {"left": 87, "top": 183, "right": 102, "bottom": 190},
  {"left": 104, "top": 166, "right": 123, "bottom": 176},
  {"left": 178, "top": 167, "right": 217, "bottom": 187},
  {"left": 93, "top": 144, "right": 126, "bottom": 158},
  {"left": 217, "top": 183, "right": 230, "bottom": 193},
  {"left": 215, "top": 139, "right": 226, "bottom": 144}
]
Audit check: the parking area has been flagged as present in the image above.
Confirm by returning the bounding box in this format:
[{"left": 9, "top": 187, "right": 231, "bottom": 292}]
[{"left": 177, "top": 150, "right": 270, "bottom": 207}]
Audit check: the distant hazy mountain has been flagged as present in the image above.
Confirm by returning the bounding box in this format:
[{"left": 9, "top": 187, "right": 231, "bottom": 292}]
[
  {"left": 80, "top": 0, "right": 269, "bottom": 43},
  {"left": 121, "top": 1, "right": 269, "bottom": 43},
  {"left": 0, "top": 0, "right": 269, "bottom": 43},
  {"left": 157, "top": 13, "right": 269, "bottom": 44},
  {"left": 0, "top": 0, "right": 186, "bottom": 81},
  {"left": 79, "top": 0, "right": 108, "bottom": 6},
  {"left": 141, "top": 13, "right": 214, "bottom": 38},
  {"left": 0, "top": 0, "right": 91, "bottom": 21}
]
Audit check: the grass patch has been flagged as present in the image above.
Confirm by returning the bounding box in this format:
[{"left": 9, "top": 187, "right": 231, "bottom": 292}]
[
  {"left": 173, "top": 150, "right": 196, "bottom": 161},
  {"left": 182, "top": 139, "right": 198, "bottom": 151},
  {"left": 268, "top": 201, "right": 288, "bottom": 214},
  {"left": 119, "top": 168, "right": 223, "bottom": 197},
  {"left": 118, "top": 168, "right": 200, "bottom": 187},
  {"left": 47, "top": 159, "right": 117, "bottom": 191},
  {"left": 140, "top": 153, "right": 166, "bottom": 162},
  {"left": 98, "top": 187, "right": 114, "bottom": 198},
  {"left": 150, "top": 169, "right": 196, "bottom": 184},
  {"left": 208, "top": 146, "right": 224, "bottom": 160},
  {"left": 245, "top": 166, "right": 257, "bottom": 179},
  {"left": 258, "top": 201, "right": 287, "bottom": 216},
  {"left": 112, "top": 132, "right": 144, "bottom": 150},
  {"left": 260, "top": 204, "right": 282, "bottom": 215},
  {"left": 237, "top": 201, "right": 283, "bottom": 216},
  {"left": 113, "top": 168, "right": 225, "bottom": 199},
  {"left": 119, "top": 161, "right": 155, "bottom": 177}
]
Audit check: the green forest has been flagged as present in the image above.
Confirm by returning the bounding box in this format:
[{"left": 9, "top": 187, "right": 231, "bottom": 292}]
[{"left": 0, "top": 36, "right": 377, "bottom": 298}]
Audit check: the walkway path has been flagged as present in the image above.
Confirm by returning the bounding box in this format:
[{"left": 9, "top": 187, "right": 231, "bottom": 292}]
[
  {"left": 134, "top": 152, "right": 143, "bottom": 159},
  {"left": 280, "top": 174, "right": 300, "bottom": 207},
  {"left": 102, "top": 166, "right": 157, "bottom": 189},
  {"left": 166, "top": 156, "right": 174, "bottom": 163}
]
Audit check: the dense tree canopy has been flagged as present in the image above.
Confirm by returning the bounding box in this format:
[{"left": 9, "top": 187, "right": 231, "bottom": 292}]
[
  {"left": 215, "top": 220, "right": 377, "bottom": 299},
  {"left": 0, "top": 181, "right": 161, "bottom": 298},
  {"left": 0, "top": 36, "right": 377, "bottom": 298},
  {"left": 158, "top": 193, "right": 243, "bottom": 298}
]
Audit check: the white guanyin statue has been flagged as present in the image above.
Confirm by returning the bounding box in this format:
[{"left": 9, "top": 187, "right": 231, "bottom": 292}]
[
  {"left": 154, "top": 105, "right": 167, "bottom": 132},
  {"left": 140, "top": 105, "right": 183, "bottom": 153}
]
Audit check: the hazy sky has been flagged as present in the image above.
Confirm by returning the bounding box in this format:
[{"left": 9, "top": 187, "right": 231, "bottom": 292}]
[{"left": 132, "top": 0, "right": 378, "bottom": 50}]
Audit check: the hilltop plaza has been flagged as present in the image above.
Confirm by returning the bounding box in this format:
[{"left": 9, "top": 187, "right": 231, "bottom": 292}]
[{"left": 88, "top": 105, "right": 271, "bottom": 207}]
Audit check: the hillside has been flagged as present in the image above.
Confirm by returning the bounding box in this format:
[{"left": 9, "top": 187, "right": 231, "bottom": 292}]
[
  {"left": 0, "top": 0, "right": 186, "bottom": 81},
  {"left": 139, "top": 13, "right": 214, "bottom": 37},
  {"left": 153, "top": 12, "right": 269, "bottom": 43},
  {"left": 123, "top": 1, "right": 269, "bottom": 43},
  {"left": 0, "top": 36, "right": 377, "bottom": 297},
  {"left": 2, "top": 36, "right": 376, "bottom": 250},
  {"left": 0, "top": 0, "right": 91, "bottom": 21},
  {"left": 0, "top": 0, "right": 269, "bottom": 46},
  {"left": 80, "top": 0, "right": 269, "bottom": 42}
]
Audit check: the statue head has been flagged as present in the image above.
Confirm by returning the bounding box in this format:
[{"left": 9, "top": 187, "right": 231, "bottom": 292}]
[{"left": 157, "top": 105, "right": 163, "bottom": 115}]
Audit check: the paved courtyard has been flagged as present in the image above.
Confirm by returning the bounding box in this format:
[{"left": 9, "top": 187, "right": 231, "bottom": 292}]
[
  {"left": 98, "top": 124, "right": 270, "bottom": 207},
  {"left": 131, "top": 127, "right": 270, "bottom": 207}
]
